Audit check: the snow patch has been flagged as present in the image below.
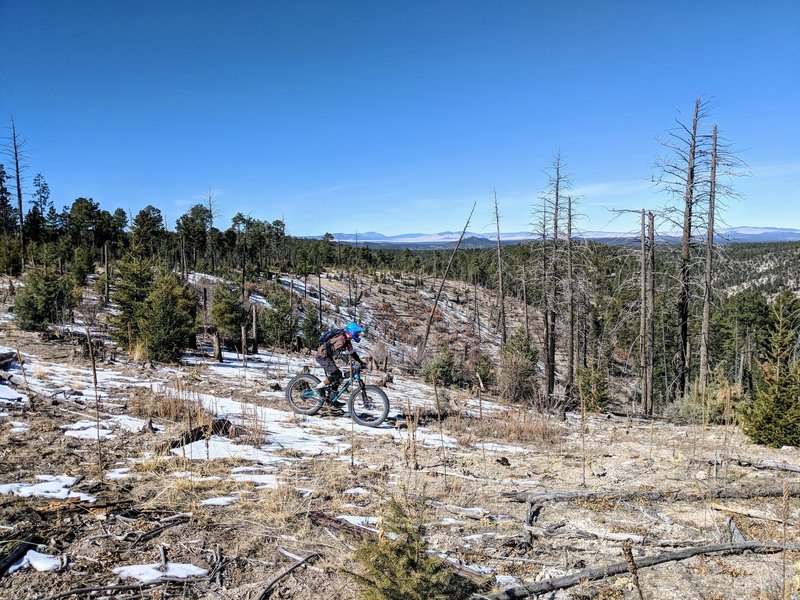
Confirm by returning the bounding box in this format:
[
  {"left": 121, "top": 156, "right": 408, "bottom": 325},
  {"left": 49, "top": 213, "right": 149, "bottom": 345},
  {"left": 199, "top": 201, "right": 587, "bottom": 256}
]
[
  {"left": 201, "top": 496, "right": 237, "bottom": 506},
  {"left": 113, "top": 562, "right": 208, "bottom": 584},
  {"left": 0, "top": 475, "right": 95, "bottom": 502},
  {"left": 9, "top": 550, "right": 61, "bottom": 574},
  {"left": 0, "top": 384, "right": 27, "bottom": 404}
]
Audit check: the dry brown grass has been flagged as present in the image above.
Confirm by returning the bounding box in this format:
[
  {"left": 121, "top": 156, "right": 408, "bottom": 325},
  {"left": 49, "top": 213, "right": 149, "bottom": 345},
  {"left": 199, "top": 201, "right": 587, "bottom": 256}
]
[
  {"left": 129, "top": 387, "right": 211, "bottom": 424},
  {"left": 468, "top": 409, "right": 565, "bottom": 446}
]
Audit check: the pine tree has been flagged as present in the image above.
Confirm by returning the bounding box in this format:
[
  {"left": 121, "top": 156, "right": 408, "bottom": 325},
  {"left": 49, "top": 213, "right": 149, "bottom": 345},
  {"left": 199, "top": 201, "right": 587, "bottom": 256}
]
[
  {"left": 351, "top": 498, "right": 478, "bottom": 600},
  {"left": 259, "top": 284, "right": 297, "bottom": 348},
  {"left": 13, "top": 268, "right": 76, "bottom": 331},
  {"left": 211, "top": 281, "right": 249, "bottom": 345},
  {"left": 300, "top": 301, "right": 321, "bottom": 349},
  {"left": 0, "top": 164, "right": 17, "bottom": 235},
  {"left": 109, "top": 257, "right": 155, "bottom": 348},
  {"left": 742, "top": 290, "right": 800, "bottom": 447},
  {"left": 498, "top": 327, "right": 540, "bottom": 403},
  {"left": 137, "top": 274, "right": 196, "bottom": 363}
]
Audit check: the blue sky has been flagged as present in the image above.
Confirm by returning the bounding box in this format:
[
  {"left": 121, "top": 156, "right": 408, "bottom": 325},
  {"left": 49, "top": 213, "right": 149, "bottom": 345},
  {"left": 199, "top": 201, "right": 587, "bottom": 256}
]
[{"left": 3, "top": 1, "right": 799, "bottom": 237}]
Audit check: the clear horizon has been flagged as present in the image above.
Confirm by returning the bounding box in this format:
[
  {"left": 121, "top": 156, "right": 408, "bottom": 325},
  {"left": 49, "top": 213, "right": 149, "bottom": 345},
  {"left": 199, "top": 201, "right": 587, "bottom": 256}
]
[{"left": 3, "top": 1, "right": 799, "bottom": 238}]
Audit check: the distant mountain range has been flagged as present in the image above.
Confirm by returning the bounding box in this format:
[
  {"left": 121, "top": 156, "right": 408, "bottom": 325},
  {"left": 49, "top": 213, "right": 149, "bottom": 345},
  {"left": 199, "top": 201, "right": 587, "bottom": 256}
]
[{"left": 312, "top": 227, "right": 800, "bottom": 248}]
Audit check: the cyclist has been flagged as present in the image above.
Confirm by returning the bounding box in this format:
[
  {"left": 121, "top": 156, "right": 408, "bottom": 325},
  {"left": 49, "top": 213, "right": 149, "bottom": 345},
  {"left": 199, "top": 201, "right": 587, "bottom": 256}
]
[{"left": 314, "top": 321, "right": 367, "bottom": 406}]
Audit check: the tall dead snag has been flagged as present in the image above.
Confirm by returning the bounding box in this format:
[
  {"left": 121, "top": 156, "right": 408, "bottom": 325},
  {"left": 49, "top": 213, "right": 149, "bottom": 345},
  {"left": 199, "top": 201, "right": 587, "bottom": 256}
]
[
  {"left": 676, "top": 99, "right": 701, "bottom": 400},
  {"left": 548, "top": 166, "right": 559, "bottom": 403},
  {"left": 537, "top": 152, "right": 570, "bottom": 404},
  {"left": 419, "top": 202, "right": 476, "bottom": 358},
  {"left": 493, "top": 189, "right": 507, "bottom": 344},
  {"left": 655, "top": 99, "right": 708, "bottom": 401},
  {"left": 565, "top": 196, "right": 575, "bottom": 402},
  {"left": 646, "top": 211, "right": 656, "bottom": 415},
  {"left": 481, "top": 542, "right": 790, "bottom": 600},
  {"left": 699, "top": 124, "right": 718, "bottom": 394},
  {"left": 3, "top": 117, "right": 28, "bottom": 257},
  {"left": 639, "top": 208, "right": 648, "bottom": 412}
]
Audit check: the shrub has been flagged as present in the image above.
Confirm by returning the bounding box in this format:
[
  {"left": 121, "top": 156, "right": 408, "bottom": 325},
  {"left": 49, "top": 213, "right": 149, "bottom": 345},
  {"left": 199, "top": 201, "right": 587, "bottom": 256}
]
[
  {"left": 350, "top": 498, "right": 478, "bottom": 600},
  {"left": 421, "top": 347, "right": 465, "bottom": 388},
  {"left": 577, "top": 364, "right": 610, "bottom": 411},
  {"left": 471, "top": 350, "right": 495, "bottom": 389},
  {"left": 300, "top": 301, "right": 321, "bottom": 349},
  {"left": 498, "top": 328, "right": 539, "bottom": 403},
  {"left": 13, "top": 268, "right": 76, "bottom": 331}
]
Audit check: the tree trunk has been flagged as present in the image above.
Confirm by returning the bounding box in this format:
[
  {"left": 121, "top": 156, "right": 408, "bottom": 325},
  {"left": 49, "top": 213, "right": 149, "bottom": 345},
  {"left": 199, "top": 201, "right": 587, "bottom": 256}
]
[
  {"left": 213, "top": 331, "right": 223, "bottom": 362},
  {"left": 676, "top": 99, "right": 700, "bottom": 400},
  {"left": 493, "top": 189, "right": 507, "bottom": 344},
  {"left": 251, "top": 303, "right": 258, "bottom": 354},
  {"left": 565, "top": 197, "right": 574, "bottom": 402},
  {"left": 699, "top": 124, "right": 718, "bottom": 394},
  {"left": 640, "top": 208, "right": 648, "bottom": 412},
  {"left": 522, "top": 264, "right": 529, "bottom": 340},
  {"left": 647, "top": 211, "right": 655, "bottom": 415},
  {"left": 10, "top": 118, "right": 25, "bottom": 258},
  {"left": 547, "top": 167, "right": 560, "bottom": 401}
]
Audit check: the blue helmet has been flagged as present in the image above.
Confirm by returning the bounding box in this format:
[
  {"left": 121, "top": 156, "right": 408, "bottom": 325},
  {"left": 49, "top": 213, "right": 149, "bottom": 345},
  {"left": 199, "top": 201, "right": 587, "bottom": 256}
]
[{"left": 344, "top": 322, "right": 365, "bottom": 342}]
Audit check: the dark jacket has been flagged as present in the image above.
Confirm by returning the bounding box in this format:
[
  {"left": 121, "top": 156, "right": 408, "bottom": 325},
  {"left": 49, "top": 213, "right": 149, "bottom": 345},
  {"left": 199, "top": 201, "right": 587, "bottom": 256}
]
[{"left": 316, "top": 332, "right": 362, "bottom": 363}]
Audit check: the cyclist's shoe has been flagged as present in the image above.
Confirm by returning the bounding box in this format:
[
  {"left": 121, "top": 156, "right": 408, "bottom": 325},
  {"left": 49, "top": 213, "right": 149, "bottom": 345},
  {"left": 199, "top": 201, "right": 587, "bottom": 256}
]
[{"left": 329, "top": 398, "right": 346, "bottom": 409}]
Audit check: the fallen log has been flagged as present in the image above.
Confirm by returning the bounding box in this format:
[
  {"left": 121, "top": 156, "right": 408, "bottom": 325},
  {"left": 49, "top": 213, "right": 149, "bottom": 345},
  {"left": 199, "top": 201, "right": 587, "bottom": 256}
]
[
  {"left": 504, "top": 485, "right": 800, "bottom": 526},
  {"left": 0, "top": 351, "right": 16, "bottom": 370},
  {"left": 524, "top": 524, "right": 710, "bottom": 548},
  {"left": 696, "top": 456, "right": 800, "bottom": 474},
  {"left": 41, "top": 577, "right": 208, "bottom": 600},
  {"left": 257, "top": 551, "right": 321, "bottom": 600},
  {"left": 711, "top": 502, "right": 794, "bottom": 525},
  {"left": 134, "top": 514, "right": 191, "bottom": 544},
  {"left": 156, "top": 418, "right": 240, "bottom": 452},
  {"left": 505, "top": 484, "right": 800, "bottom": 505},
  {"left": 476, "top": 541, "right": 794, "bottom": 600}
]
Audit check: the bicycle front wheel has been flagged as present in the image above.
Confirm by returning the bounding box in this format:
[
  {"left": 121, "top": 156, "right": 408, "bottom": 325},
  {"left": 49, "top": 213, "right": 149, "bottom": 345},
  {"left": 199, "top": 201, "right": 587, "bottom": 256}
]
[
  {"left": 286, "top": 374, "right": 325, "bottom": 415},
  {"left": 348, "top": 385, "right": 390, "bottom": 427}
]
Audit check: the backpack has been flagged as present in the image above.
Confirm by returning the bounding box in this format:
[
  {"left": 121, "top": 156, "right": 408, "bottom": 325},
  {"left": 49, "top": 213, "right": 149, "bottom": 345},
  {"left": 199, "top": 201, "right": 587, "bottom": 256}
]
[{"left": 318, "top": 328, "right": 344, "bottom": 346}]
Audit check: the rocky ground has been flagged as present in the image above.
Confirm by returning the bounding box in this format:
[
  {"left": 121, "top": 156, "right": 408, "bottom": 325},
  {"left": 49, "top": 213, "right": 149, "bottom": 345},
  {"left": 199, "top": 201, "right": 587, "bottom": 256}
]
[{"left": 1, "top": 277, "right": 799, "bottom": 600}]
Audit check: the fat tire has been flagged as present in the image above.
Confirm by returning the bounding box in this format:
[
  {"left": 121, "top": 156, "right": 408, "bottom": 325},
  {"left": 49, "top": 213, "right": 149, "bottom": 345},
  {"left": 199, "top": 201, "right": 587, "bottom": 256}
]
[
  {"left": 348, "top": 385, "right": 390, "bottom": 427},
  {"left": 286, "top": 373, "right": 325, "bottom": 415}
]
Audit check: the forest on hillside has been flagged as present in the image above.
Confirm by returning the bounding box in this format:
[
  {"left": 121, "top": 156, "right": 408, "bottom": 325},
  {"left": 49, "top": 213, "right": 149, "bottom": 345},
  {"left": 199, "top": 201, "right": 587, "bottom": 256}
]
[{"left": 2, "top": 101, "right": 798, "bottom": 448}]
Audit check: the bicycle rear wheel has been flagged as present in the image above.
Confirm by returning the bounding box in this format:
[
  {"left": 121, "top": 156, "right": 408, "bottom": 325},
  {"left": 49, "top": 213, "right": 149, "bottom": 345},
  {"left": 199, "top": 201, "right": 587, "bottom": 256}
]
[
  {"left": 348, "top": 385, "right": 390, "bottom": 427},
  {"left": 286, "top": 374, "right": 325, "bottom": 415}
]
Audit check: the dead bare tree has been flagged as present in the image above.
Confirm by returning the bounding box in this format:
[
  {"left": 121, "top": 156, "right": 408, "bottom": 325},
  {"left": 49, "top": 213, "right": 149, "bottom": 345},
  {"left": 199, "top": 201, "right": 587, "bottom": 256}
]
[
  {"left": 2, "top": 116, "right": 28, "bottom": 258},
  {"left": 535, "top": 153, "right": 571, "bottom": 403},
  {"left": 646, "top": 211, "right": 656, "bottom": 414},
  {"left": 698, "top": 124, "right": 718, "bottom": 393},
  {"left": 654, "top": 98, "right": 710, "bottom": 401},
  {"left": 493, "top": 189, "right": 507, "bottom": 344},
  {"left": 565, "top": 196, "right": 575, "bottom": 401},
  {"left": 205, "top": 186, "right": 220, "bottom": 273},
  {"left": 419, "top": 202, "right": 475, "bottom": 359}
]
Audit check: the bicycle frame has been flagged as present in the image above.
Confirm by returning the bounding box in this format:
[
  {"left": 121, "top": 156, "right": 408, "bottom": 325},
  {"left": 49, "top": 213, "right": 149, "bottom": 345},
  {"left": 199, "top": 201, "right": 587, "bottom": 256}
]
[
  {"left": 328, "top": 364, "right": 365, "bottom": 401},
  {"left": 302, "top": 364, "right": 364, "bottom": 404}
]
